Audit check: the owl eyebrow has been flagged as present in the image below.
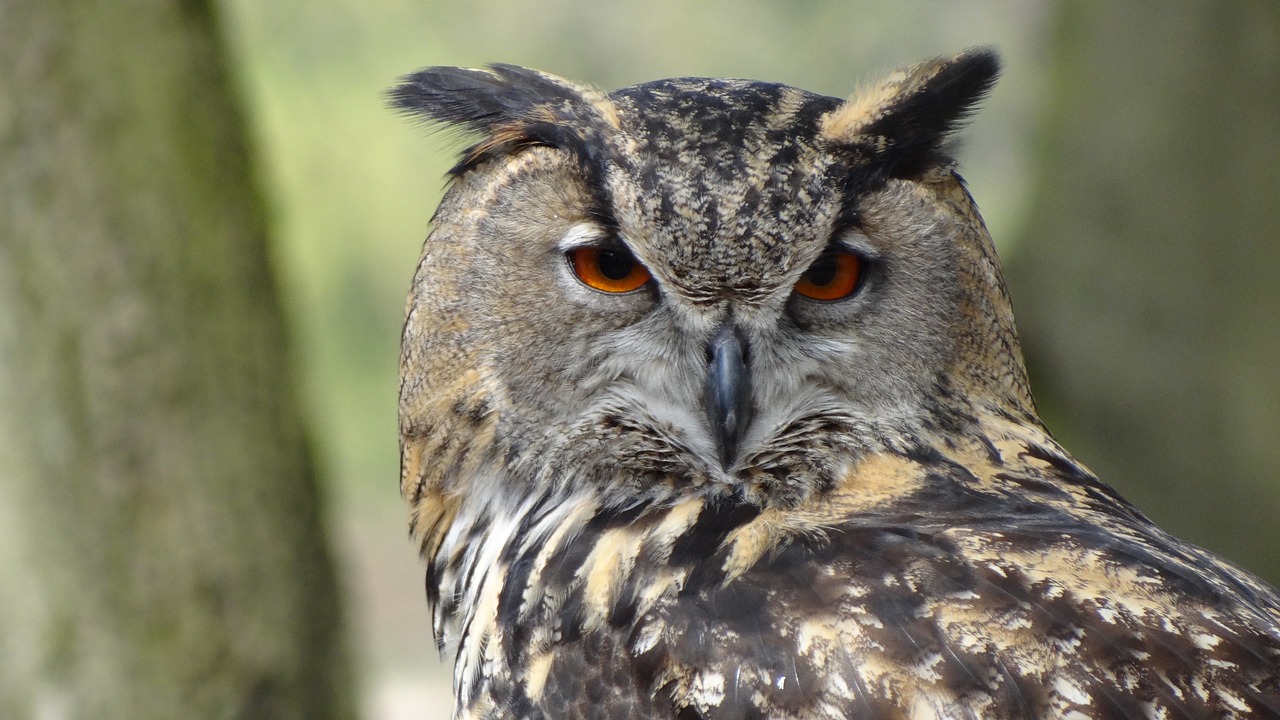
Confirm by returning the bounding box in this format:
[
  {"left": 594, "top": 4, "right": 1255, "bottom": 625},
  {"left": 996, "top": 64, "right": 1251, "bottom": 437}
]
[
  {"left": 555, "top": 222, "right": 617, "bottom": 252},
  {"left": 448, "top": 125, "right": 622, "bottom": 236},
  {"left": 467, "top": 124, "right": 620, "bottom": 235},
  {"left": 828, "top": 229, "right": 880, "bottom": 260}
]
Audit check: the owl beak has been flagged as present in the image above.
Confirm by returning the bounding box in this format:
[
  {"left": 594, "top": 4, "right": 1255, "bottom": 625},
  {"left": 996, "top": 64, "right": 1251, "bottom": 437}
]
[{"left": 704, "top": 322, "right": 752, "bottom": 468}]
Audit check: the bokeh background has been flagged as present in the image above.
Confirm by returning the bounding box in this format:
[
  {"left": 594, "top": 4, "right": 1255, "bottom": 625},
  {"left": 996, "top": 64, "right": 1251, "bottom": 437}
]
[{"left": 2, "top": 1, "right": 1277, "bottom": 719}]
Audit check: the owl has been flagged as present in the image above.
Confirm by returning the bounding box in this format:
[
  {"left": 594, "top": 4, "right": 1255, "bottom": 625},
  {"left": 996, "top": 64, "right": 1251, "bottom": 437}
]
[{"left": 392, "top": 50, "right": 1280, "bottom": 719}]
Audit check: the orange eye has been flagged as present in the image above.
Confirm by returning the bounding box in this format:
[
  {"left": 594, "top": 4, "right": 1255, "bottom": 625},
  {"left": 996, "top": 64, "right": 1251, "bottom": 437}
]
[
  {"left": 794, "top": 250, "right": 863, "bottom": 301},
  {"left": 567, "top": 247, "right": 652, "bottom": 293}
]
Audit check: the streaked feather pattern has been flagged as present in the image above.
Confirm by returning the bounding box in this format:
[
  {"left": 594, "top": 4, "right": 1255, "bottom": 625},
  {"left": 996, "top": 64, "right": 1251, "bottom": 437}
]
[{"left": 394, "top": 49, "right": 1280, "bottom": 718}]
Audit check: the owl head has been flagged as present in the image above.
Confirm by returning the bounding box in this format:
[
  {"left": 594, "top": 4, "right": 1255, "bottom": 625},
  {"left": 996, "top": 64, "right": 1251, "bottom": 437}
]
[{"left": 394, "top": 50, "right": 1032, "bottom": 539}]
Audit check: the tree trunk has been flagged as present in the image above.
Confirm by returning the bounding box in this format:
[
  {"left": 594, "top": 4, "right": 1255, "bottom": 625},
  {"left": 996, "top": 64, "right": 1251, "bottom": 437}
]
[
  {"left": 1007, "top": 2, "right": 1280, "bottom": 583},
  {"left": 0, "top": 1, "right": 356, "bottom": 718}
]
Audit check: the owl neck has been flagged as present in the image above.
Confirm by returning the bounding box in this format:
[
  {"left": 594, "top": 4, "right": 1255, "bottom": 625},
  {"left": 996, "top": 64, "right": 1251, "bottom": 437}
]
[{"left": 422, "top": 395, "right": 1063, "bottom": 694}]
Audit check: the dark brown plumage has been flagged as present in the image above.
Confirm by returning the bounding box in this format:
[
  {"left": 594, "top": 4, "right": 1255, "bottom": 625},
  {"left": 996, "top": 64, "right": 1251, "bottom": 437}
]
[{"left": 393, "top": 50, "right": 1280, "bottom": 719}]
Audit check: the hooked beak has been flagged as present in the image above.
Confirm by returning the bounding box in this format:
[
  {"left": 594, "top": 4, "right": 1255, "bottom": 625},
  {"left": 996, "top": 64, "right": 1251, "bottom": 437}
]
[{"left": 703, "top": 321, "right": 752, "bottom": 468}]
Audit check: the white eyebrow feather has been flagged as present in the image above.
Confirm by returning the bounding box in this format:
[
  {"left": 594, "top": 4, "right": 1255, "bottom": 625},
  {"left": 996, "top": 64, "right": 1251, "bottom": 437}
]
[{"left": 555, "top": 221, "right": 610, "bottom": 251}]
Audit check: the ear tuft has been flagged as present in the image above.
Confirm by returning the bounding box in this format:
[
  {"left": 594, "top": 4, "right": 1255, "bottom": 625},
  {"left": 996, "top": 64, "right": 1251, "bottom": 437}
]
[
  {"left": 821, "top": 48, "right": 1001, "bottom": 179},
  {"left": 388, "top": 65, "right": 617, "bottom": 174}
]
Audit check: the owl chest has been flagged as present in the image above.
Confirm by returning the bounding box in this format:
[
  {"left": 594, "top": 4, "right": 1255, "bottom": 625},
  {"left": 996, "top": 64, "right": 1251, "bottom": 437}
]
[
  {"left": 440, "top": 496, "right": 853, "bottom": 719},
  {"left": 445, "top": 507, "right": 1280, "bottom": 720},
  {"left": 450, "top": 545, "right": 755, "bottom": 719}
]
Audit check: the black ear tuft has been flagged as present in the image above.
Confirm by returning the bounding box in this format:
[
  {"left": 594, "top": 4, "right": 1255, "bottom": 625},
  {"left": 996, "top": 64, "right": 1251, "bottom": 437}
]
[
  {"left": 388, "top": 65, "right": 584, "bottom": 132},
  {"left": 388, "top": 64, "right": 614, "bottom": 175},
  {"left": 822, "top": 48, "right": 1001, "bottom": 179}
]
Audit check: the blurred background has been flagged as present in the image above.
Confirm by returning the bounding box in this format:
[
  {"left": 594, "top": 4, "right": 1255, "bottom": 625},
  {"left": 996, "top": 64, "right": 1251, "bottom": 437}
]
[{"left": 2, "top": 1, "right": 1276, "bottom": 719}]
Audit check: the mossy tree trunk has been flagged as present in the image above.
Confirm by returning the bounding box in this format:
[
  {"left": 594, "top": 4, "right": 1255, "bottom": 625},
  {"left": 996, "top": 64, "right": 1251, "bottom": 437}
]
[
  {"left": 0, "top": 1, "right": 356, "bottom": 718},
  {"left": 1007, "top": 2, "right": 1280, "bottom": 583}
]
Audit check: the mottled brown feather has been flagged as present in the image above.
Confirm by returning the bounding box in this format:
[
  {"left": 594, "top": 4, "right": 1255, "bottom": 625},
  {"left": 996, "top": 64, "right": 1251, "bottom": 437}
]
[{"left": 393, "top": 50, "right": 1280, "bottom": 719}]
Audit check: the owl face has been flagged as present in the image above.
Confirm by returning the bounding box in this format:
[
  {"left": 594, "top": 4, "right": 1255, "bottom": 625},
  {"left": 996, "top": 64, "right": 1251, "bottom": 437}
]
[{"left": 396, "top": 52, "right": 1031, "bottom": 511}]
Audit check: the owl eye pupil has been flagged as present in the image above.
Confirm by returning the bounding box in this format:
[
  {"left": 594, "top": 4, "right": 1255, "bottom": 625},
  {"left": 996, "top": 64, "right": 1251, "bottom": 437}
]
[
  {"left": 597, "top": 250, "right": 635, "bottom": 281},
  {"left": 803, "top": 256, "right": 838, "bottom": 287}
]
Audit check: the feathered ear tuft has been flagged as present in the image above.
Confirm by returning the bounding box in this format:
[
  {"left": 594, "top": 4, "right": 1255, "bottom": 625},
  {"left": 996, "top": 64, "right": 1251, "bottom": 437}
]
[
  {"left": 388, "top": 64, "right": 618, "bottom": 175},
  {"left": 821, "top": 48, "right": 1001, "bottom": 179}
]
